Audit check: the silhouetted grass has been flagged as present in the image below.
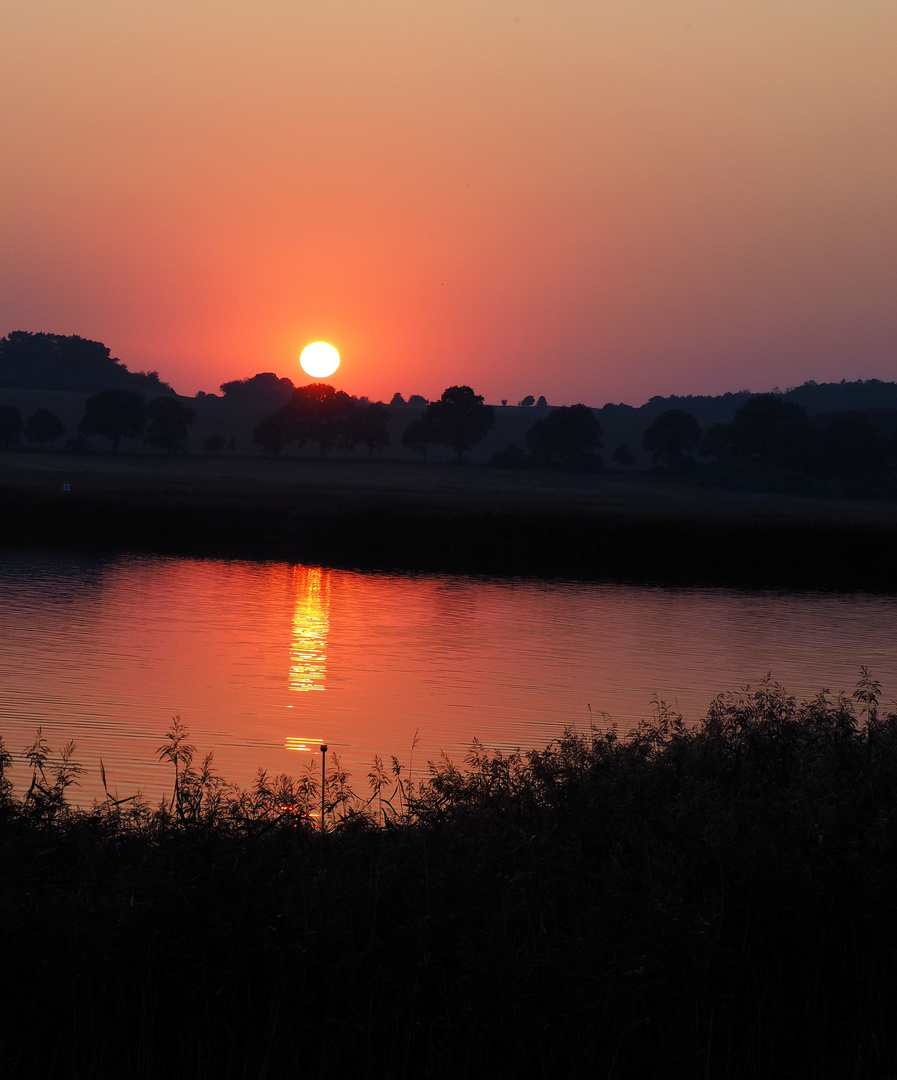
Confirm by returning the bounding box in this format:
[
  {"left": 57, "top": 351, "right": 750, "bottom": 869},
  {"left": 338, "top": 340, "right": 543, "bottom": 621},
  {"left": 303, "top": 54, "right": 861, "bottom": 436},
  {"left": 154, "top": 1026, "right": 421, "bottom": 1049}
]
[{"left": 3, "top": 673, "right": 897, "bottom": 1077}]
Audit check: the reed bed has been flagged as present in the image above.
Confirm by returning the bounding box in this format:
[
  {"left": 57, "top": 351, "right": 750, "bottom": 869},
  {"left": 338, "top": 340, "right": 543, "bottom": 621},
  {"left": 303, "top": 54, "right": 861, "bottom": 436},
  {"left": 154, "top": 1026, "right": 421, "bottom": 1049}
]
[{"left": 2, "top": 673, "right": 897, "bottom": 1078}]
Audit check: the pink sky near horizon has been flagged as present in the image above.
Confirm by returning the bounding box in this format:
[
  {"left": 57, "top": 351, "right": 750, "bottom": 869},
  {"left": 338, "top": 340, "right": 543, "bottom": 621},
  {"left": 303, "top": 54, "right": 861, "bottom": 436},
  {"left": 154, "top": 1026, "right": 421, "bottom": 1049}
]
[{"left": 2, "top": 0, "right": 895, "bottom": 406}]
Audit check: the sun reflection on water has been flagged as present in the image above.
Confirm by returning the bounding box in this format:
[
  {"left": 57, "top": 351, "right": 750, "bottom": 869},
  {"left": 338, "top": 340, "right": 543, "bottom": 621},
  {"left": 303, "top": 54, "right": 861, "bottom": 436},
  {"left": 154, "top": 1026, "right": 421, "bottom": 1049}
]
[
  {"left": 289, "top": 566, "right": 330, "bottom": 692},
  {"left": 285, "top": 737, "right": 324, "bottom": 752}
]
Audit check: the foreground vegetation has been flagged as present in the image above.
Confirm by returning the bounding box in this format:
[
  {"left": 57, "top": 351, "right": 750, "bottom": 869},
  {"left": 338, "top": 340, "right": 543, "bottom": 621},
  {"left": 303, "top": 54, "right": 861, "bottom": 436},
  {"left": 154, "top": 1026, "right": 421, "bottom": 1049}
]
[{"left": 3, "top": 674, "right": 897, "bottom": 1078}]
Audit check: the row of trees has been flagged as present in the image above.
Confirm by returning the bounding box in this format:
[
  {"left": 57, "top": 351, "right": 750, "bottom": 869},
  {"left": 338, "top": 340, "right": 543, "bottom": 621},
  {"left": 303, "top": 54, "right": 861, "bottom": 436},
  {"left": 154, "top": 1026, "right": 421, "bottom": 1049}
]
[
  {"left": 252, "top": 384, "right": 589, "bottom": 465},
  {"left": 0, "top": 405, "right": 67, "bottom": 450},
  {"left": 253, "top": 384, "right": 502, "bottom": 462},
  {"left": 8, "top": 380, "right": 891, "bottom": 483},
  {"left": 641, "top": 396, "right": 897, "bottom": 484},
  {"left": 3, "top": 381, "right": 605, "bottom": 469},
  {"left": 0, "top": 390, "right": 197, "bottom": 454}
]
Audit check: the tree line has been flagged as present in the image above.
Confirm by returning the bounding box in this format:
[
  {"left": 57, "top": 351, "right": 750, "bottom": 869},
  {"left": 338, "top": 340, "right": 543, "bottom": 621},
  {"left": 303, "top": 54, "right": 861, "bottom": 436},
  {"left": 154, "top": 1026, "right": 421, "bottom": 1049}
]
[
  {"left": 0, "top": 390, "right": 197, "bottom": 454},
  {"left": 640, "top": 395, "right": 897, "bottom": 490},
  {"left": 251, "top": 383, "right": 391, "bottom": 459},
  {"left": 0, "top": 331, "right": 172, "bottom": 394},
  {"left": 251, "top": 383, "right": 502, "bottom": 461},
  {"left": 252, "top": 383, "right": 609, "bottom": 469},
  {"left": 5, "top": 379, "right": 897, "bottom": 490}
]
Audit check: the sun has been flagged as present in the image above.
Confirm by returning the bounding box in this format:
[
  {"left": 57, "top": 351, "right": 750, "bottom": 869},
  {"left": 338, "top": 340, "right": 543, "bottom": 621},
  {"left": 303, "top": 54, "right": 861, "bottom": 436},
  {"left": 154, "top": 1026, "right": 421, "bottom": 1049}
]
[{"left": 299, "top": 341, "right": 340, "bottom": 379}]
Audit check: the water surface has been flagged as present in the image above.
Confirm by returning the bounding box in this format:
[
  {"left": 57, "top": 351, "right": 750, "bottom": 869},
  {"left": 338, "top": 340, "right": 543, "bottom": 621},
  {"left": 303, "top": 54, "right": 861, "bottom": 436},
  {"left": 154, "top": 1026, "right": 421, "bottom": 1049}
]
[{"left": 1, "top": 549, "right": 895, "bottom": 806}]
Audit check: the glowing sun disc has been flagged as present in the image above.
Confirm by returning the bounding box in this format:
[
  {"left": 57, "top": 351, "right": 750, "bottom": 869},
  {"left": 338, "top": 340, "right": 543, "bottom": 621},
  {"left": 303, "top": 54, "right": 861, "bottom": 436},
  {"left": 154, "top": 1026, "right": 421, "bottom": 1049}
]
[{"left": 300, "top": 341, "right": 340, "bottom": 378}]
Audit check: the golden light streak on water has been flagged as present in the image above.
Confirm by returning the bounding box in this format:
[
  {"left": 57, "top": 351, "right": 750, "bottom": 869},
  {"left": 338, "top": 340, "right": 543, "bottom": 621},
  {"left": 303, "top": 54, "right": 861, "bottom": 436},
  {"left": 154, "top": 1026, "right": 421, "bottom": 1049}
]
[
  {"left": 285, "top": 736, "right": 324, "bottom": 752},
  {"left": 289, "top": 566, "right": 330, "bottom": 692}
]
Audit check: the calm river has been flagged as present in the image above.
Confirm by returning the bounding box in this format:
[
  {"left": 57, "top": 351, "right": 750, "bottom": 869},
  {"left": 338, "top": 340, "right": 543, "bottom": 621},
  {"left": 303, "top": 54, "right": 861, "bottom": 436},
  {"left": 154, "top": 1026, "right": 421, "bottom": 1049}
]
[{"left": 1, "top": 548, "right": 896, "bottom": 806}]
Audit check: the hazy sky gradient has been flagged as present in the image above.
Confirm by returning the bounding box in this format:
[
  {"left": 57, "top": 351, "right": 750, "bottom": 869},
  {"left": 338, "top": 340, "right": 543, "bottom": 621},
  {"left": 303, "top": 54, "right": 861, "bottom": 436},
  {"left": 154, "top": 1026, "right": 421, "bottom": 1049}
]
[{"left": 2, "top": 0, "right": 895, "bottom": 404}]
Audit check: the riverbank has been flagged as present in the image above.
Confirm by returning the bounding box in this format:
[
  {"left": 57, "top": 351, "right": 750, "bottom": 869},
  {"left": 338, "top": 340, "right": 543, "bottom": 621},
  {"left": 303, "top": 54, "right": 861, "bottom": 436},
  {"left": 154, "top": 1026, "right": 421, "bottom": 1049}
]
[
  {"left": 2, "top": 451, "right": 897, "bottom": 588},
  {"left": 3, "top": 680, "right": 897, "bottom": 1079}
]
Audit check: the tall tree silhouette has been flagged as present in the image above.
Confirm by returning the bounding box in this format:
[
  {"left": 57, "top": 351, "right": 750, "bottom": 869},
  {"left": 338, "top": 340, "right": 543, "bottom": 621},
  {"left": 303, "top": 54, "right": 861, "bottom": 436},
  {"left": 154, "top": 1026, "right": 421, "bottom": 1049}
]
[
  {"left": 643, "top": 409, "right": 703, "bottom": 467},
  {"left": 78, "top": 390, "right": 146, "bottom": 451},
  {"left": 526, "top": 404, "right": 603, "bottom": 469},
  {"left": 343, "top": 402, "right": 391, "bottom": 459},
  {"left": 401, "top": 416, "right": 431, "bottom": 459},
  {"left": 286, "top": 383, "right": 357, "bottom": 457},
  {"left": 145, "top": 397, "right": 196, "bottom": 454},
  {"left": 414, "top": 385, "right": 495, "bottom": 461},
  {"left": 252, "top": 407, "right": 293, "bottom": 456},
  {"left": 703, "top": 395, "right": 814, "bottom": 470},
  {"left": 24, "top": 408, "right": 66, "bottom": 449},
  {"left": 252, "top": 383, "right": 358, "bottom": 458}
]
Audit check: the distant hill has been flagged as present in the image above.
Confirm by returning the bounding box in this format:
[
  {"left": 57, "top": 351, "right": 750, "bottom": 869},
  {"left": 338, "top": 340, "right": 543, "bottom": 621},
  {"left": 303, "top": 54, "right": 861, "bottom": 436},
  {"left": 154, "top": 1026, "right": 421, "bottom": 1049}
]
[
  {"left": 778, "top": 379, "right": 897, "bottom": 415},
  {"left": 598, "top": 380, "right": 897, "bottom": 429},
  {"left": 0, "top": 331, "right": 174, "bottom": 394}
]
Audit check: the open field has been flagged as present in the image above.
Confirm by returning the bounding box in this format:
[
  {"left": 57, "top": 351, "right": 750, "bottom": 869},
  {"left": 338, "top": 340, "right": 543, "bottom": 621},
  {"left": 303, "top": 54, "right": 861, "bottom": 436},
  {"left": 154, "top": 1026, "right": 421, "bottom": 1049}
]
[{"left": 2, "top": 451, "right": 897, "bottom": 588}]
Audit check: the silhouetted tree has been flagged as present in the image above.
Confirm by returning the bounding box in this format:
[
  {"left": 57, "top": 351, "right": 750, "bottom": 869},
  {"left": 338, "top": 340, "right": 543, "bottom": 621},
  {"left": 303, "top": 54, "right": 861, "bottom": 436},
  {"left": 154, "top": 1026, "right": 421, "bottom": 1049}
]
[
  {"left": 24, "top": 408, "right": 65, "bottom": 449},
  {"left": 612, "top": 442, "right": 636, "bottom": 468},
  {"left": 343, "top": 403, "right": 391, "bottom": 459},
  {"left": 145, "top": 397, "right": 196, "bottom": 454},
  {"left": 252, "top": 383, "right": 358, "bottom": 458},
  {"left": 536, "top": 395, "right": 548, "bottom": 409},
  {"left": 253, "top": 407, "right": 292, "bottom": 457},
  {"left": 526, "top": 404, "right": 603, "bottom": 469},
  {"left": 0, "top": 405, "right": 24, "bottom": 449},
  {"left": 418, "top": 385, "right": 496, "bottom": 462},
  {"left": 77, "top": 390, "right": 146, "bottom": 451},
  {"left": 286, "top": 383, "right": 357, "bottom": 457},
  {"left": 390, "top": 393, "right": 406, "bottom": 406},
  {"left": 643, "top": 409, "right": 703, "bottom": 467},
  {"left": 518, "top": 395, "right": 535, "bottom": 408},
  {"left": 204, "top": 433, "right": 227, "bottom": 454},
  {"left": 408, "top": 394, "right": 427, "bottom": 407},
  {"left": 817, "top": 414, "right": 887, "bottom": 482},
  {"left": 701, "top": 423, "right": 733, "bottom": 461},
  {"left": 401, "top": 417, "right": 432, "bottom": 460},
  {"left": 704, "top": 395, "right": 813, "bottom": 470}
]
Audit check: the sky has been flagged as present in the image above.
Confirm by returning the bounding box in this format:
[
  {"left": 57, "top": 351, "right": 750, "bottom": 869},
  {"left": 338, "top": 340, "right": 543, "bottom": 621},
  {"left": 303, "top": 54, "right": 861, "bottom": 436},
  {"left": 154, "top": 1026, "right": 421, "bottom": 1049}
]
[{"left": 2, "top": 0, "right": 895, "bottom": 406}]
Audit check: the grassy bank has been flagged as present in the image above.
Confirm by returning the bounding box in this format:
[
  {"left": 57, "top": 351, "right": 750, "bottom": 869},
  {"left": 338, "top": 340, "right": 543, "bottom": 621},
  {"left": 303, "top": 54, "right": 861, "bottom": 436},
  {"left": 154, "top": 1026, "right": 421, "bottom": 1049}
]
[
  {"left": 2, "top": 676, "right": 897, "bottom": 1078},
  {"left": 2, "top": 452, "right": 897, "bottom": 587}
]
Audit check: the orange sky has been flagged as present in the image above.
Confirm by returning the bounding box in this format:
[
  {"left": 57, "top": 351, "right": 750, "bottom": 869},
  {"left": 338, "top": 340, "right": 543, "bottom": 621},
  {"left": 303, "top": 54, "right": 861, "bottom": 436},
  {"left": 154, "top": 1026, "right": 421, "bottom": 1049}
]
[{"left": 2, "top": 0, "right": 895, "bottom": 405}]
